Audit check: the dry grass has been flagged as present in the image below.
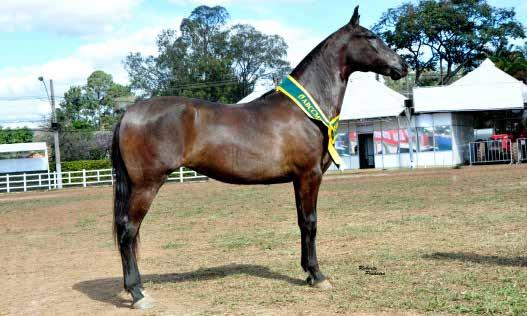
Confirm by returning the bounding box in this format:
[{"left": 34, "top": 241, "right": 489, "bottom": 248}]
[{"left": 1, "top": 165, "right": 527, "bottom": 315}]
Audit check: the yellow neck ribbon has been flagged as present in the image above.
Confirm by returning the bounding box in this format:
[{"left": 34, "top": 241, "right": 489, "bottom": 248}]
[{"left": 277, "top": 75, "right": 343, "bottom": 168}]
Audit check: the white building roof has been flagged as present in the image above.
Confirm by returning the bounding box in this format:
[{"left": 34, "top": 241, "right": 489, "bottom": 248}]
[
  {"left": 0, "top": 142, "right": 47, "bottom": 154},
  {"left": 237, "top": 72, "right": 407, "bottom": 120},
  {"left": 414, "top": 58, "right": 527, "bottom": 113}
]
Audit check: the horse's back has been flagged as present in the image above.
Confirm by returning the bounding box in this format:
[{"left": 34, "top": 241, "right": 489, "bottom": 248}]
[{"left": 119, "top": 94, "right": 326, "bottom": 185}]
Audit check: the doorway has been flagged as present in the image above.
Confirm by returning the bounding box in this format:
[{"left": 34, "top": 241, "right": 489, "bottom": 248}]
[{"left": 359, "top": 133, "right": 375, "bottom": 169}]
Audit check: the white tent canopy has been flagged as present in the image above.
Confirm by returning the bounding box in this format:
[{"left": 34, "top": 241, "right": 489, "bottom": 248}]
[
  {"left": 236, "top": 81, "right": 275, "bottom": 104},
  {"left": 414, "top": 59, "right": 527, "bottom": 113},
  {"left": 237, "top": 89, "right": 271, "bottom": 104},
  {"left": 339, "top": 72, "right": 406, "bottom": 120},
  {"left": 237, "top": 72, "right": 407, "bottom": 120}
]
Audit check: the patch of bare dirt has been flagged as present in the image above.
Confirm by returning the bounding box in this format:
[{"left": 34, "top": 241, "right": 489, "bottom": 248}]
[{"left": 2, "top": 165, "right": 526, "bottom": 315}]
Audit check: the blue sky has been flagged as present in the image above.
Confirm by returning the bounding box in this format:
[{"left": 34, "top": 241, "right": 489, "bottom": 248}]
[{"left": 0, "top": 0, "right": 526, "bottom": 127}]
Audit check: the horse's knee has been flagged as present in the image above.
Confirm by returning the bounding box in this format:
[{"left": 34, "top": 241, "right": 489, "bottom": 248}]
[
  {"left": 300, "top": 214, "right": 317, "bottom": 235},
  {"left": 116, "top": 219, "right": 138, "bottom": 248}
]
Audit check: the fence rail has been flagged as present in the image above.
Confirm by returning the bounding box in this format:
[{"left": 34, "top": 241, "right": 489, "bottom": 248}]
[
  {"left": 0, "top": 167, "right": 207, "bottom": 193},
  {"left": 469, "top": 139, "right": 513, "bottom": 165}
]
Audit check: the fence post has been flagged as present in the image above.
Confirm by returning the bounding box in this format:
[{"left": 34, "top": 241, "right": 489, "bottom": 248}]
[
  {"left": 179, "top": 167, "right": 184, "bottom": 183},
  {"left": 468, "top": 143, "right": 473, "bottom": 166},
  {"left": 6, "top": 174, "right": 10, "bottom": 193},
  {"left": 96, "top": 170, "right": 100, "bottom": 183},
  {"left": 23, "top": 173, "right": 27, "bottom": 192},
  {"left": 38, "top": 174, "right": 42, "bottom": 187},
  {"left": 517, "top": 139, "right": 521, "bottom": 164},
  {"left": 82, "top": 169, "right": 87, "bottom": 187},
  {"left": 111, "top": 169, "right": 114, "bottom": 185},
  {"left": 54, "top": 172, "right": 57, "bottom": 189}
]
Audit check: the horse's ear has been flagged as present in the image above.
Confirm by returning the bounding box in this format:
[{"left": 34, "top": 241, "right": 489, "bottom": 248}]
[{"left": 350, "top": 5, "right": 360, "bottom": 27}]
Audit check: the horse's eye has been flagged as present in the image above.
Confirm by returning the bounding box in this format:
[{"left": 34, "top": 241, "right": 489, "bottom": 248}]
[{"left": 367, "top": 35, "right": 377, "bottom": 40}]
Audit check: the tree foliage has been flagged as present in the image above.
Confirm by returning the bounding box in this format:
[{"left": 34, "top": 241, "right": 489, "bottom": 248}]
[
  {"left": 55, "top": 71, "right": 130, "bottom": 161},
  {"left": 374, "top": 0, "right": 525, "bottom": 85},
  {"left": 491, "top": 42, "right": 527, "bottom": 83},
  {"left": 0, "top": 127, "right": 34, "bottom": 144},
  {"left": 57, "top": 70, "right": 133, "bottom": 130},
  {"left": 58, "top": 131, "right": 112, "bottom": 161},
  {"left": 124, "top": 5, "right": 290, "bottom": 102}
]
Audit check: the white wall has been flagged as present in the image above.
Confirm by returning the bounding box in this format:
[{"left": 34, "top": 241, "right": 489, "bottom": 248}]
[
  {"left": 374, "top": 154, "right": 400, "bottom": 169},
  {"left": 414, "top": 151, "right": 454, "bottom": 168},
  {"left": 0, "top": 158, "right": 49, "bottom": 173},
  {"left": 330, "top": 112, "right": 473, "bottom": 171}
]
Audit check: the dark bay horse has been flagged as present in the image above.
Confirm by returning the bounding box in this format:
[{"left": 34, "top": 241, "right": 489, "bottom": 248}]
[{"left": 112, "top": 7, "right": 407, "bottom": 309}]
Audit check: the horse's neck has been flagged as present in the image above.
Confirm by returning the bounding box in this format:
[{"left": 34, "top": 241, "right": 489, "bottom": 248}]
[{"left": 290, "top": 37, "right": 349, "bottom": 119}]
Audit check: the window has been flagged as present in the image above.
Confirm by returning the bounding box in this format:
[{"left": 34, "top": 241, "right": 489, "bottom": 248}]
[
  {"left": 374, "top": 131, "right": 383, "bottom": 154},
  {"left": 335, "top": 123, "right": 358, "bottom": 156},
  {"left": 382, "top": 129, "right": 400, "bottom": 154},
  {"left": 434, "top": 125, "right": 452, "bottom": 151},
  {"left": 335, "top": 132, "right": 351, "bottom": 157},
  {"left": 398, "top": 128, "right": 418, "bottom": 153},
  {"left": 348, "top": 131, "right": 358, "bottom": 156},
  {"left": 0, "top": 150, "right": 46, "bottom": 160},
  {"left": 417, "top": 127, "right": 434, "bottom": 152}
]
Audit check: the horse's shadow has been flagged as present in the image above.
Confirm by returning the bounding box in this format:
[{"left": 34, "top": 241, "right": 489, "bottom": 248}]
[
  {"left": 423, "top": 252, "right": 527, "bottom": 267},
  {"left": 73, "top": 263, "right": 304, "bottom": 307}
]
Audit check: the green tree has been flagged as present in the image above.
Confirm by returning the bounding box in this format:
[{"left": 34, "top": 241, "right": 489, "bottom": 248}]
[
  {"left": 58, "top": 70, "right": 133, "bottom": 130},
  {"left": 491, "top": 42, "right": 527, "bottom": 83},
  {"left": 124, "top": 5, "right": 290, "bottom": 102},
  {"left": 374, "top": 0, "right": 525, "bottom": 86},
  {"left": 0, "top": 127, "right": 34, "bottom": 144},
  {"left": 55, "top": 71, "right": 131, "bottom": 161},
  {"left": 229, "top": 24, "right": 291, "bottom": 97}
]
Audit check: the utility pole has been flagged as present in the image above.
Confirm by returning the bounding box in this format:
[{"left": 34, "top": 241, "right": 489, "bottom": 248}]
[
  {"left": 404, "top": 106, "right": 415, "bottom": 169},
  {"left": 50, "top": 79, "right": 63, "bottom": 188}
]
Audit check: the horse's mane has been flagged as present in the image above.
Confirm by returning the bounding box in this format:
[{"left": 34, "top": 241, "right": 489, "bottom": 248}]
[
  {"left": 291, "top": 27, "right": 345, "bottom": 77},
  {"left": 257, "top": 89, "right": 275, "bottom": 100},
  {"left": 255, "top": 26, "right": 346, "bottom": 103}
]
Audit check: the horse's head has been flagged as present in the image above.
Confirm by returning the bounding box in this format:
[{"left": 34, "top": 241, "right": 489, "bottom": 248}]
[{"left": 341, "top": 6, "right": 408, "bottom": 80}]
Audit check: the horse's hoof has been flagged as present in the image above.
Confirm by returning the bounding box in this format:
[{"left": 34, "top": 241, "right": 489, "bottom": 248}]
[
  {"left": 312, "top": 279, "right": 333, "bottom": 290},
  {"left": 132, "top": 292, "right": 155, "bottom": 309}
]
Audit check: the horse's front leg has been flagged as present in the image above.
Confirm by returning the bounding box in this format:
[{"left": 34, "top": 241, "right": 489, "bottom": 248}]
[{"left": 293, "top": 171, "right": 332, "bottom": 289}]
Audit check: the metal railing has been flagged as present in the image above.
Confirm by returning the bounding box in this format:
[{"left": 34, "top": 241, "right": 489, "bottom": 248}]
[
  {"left": 469, "top": 140, "right": 513, "bottom": 165},
  {"left": 517, "top": 138, "right": 527, "bottom": 163},
  {"left": 0, "top": 167, "right": 207, "bottom": 193}
]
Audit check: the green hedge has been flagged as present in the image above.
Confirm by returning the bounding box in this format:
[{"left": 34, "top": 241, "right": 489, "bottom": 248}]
[{"left": 49, "top": 159, "right": 112, "bottom": 172}]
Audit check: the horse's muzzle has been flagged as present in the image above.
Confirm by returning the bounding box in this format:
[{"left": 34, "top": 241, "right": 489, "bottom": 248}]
[{"left": 390, "top": 63, "right": 408, "bottom": 80}]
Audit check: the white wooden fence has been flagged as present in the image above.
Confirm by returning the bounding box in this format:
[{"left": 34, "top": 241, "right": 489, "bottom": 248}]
[{"left": 0, "top": 167, "right": 207, "bottom": 193}]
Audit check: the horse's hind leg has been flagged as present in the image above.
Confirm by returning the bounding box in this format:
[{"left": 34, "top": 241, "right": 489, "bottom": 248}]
[
  {"left": 116, "top": 181, "right": 163, "bottom": 309},
  {"left": 293, "top": 171, "right": 332, "bottom": 289}
]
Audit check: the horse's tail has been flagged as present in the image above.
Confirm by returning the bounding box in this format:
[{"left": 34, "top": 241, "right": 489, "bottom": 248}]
[{"left": 112, "top": 117, "right": 132, "bottom": 251}]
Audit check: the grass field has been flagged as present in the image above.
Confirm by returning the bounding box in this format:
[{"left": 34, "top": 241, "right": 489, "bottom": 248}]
[{"left": 1, "top": 165, "right": 527, "bottom": 315}]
